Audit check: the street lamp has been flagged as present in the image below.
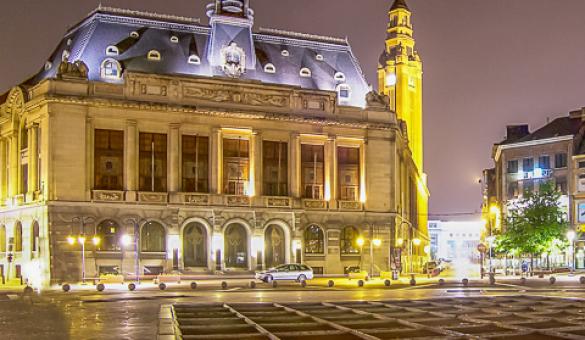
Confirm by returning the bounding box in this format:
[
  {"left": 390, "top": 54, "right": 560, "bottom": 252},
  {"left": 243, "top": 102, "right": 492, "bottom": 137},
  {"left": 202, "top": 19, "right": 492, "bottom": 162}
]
[
  {"left": 71, "top": 216, "right": 96, "bottom": 284},
  {"left": 567, "top": 230, "right": 576, "bottom": 274},
  {"left": 123, "top": 217, "right": 145, "bottom": 284},
  {"left": 486, "top": 235, "right": 496, "bottom": 275},
  {"left": 410, "top": 238, "right": 421, "bottom": 273}
]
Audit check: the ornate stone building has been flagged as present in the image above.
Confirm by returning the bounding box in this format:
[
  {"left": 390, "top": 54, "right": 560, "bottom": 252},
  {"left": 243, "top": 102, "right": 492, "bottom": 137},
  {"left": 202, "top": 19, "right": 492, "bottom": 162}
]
[{"left": 0, "top": 0, "right": 429, "bottom": 286}]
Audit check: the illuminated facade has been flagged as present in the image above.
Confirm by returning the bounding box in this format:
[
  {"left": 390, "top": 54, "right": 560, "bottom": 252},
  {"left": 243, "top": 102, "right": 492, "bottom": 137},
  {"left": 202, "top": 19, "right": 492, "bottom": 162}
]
[{"left": 0, "top": 0, "right": 428, "bottom": 286}]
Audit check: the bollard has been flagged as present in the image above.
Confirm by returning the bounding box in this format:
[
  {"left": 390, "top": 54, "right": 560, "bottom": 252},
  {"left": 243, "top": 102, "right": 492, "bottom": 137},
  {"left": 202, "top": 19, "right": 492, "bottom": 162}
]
[
  {"left": 128, "top": 283, "right": 136, "bottom": 291},
  {"left": 301, "top": 280, "right": 307, "bottom": 288},
  {"left": 520, "top": 277, "right": 527, "bottom": 285},
  {"left": 358, "top": 280, "right": 364, "bottom": 287},
  {"left": 410, "top": 278, "right": 416, "bottom": 286},
  {"left": 159, "top": 283, "right": 167, "bottom": 290},
  {"left": 250, "top": 281, "right": 256, "bottom": 289},
  {"left": 549, "top": 276, "right": 556, "bottom": 285},
  {"left": 96, "top": 283, "right": 105, "bottom": 292},
  {"left": 23, "top": 286, "right": 33, "bottom": 295},
  {"left": 272, "top": 280, "right": 278, "bottom": 288},
  {"left": 328, "top": 280, "right": 334, "bottom": 288},
  {"left": 62, "top": 284, "right": 71, "bottom": 292},
  {"left": 462, "top": 278, "right": 469, "bottom": 286},
  {"left": 580, "top": 277, "right": 585, "bottom": 284},
  {"left": 190, "top": 282, "right": 197, "bottom": 290},
  {"left": 221, "top": 281, "right": 228, "bottom": 290},
  {"left": 384, "top": 279, "right": 391, "bottom": 287},
  {"left": 489, "top": 275, "right": 496, "bottom": 285},
  {"left": 438, "top": 279, "right": 445, "bottom": 286}
]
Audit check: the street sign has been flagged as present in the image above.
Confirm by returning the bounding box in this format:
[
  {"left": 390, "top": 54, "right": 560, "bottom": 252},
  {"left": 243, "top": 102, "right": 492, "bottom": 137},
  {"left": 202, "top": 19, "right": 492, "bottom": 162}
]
[{"left": 477, "top": 243, "right": 487, "bottom": 253}]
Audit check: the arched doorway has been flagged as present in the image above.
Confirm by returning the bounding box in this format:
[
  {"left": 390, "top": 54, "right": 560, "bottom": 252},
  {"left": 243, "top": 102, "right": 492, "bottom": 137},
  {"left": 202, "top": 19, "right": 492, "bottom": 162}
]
[
  {"left": 224, "top": 224, "right": 248, "bottom": 269},
  {"left": 265, "top": 225, "right": 285, "bottom": 268},
  {"left": 183, "top": 222, "right": 207, "bottom": 268},
  {"left": 141, "top": 221, "right": 166, "bottom": 253}
]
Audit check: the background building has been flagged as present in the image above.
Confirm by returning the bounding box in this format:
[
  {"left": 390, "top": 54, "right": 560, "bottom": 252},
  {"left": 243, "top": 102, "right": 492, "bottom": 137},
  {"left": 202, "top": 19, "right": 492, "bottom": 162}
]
[
  {"left": 428, "top": 220, "right": 482, "bottom": 278},
  {"left": 0, "top": 0, "right": 429, "bottom": 287}
]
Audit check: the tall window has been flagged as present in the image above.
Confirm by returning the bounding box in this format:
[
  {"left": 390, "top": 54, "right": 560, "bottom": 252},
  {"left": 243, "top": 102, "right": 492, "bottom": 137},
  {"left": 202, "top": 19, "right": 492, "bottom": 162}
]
[
  {"left": 556, "top": 176, "right": 568, "bottom": 195},
  {"left": 338, "top": 146, "right": 360, "bottom": 201},
  {"left": 507, "top": 182, "right": 519, "bottom": 198},
  {"left": 94, "top": 129, "right": 124, "bottom": 190},
  {"left": 14, "top": 222, "right": 22, "bottom": 252},
  {"left": 523, "top": 158, "right": 534, "bottom": 172},
  {"left": 141, "top": 221, "right": 166, "bottom": 252},
  {"left": 0, "top": 225, "right": 5, "bottom": 252},
  {"left": 507, "top": 160, "right": 518, "bottom": 174},
  {"left": 263, "top": 141, "right": 288, "bottom": 196},
  {"left": 410, "top": 177, "right": 418, "bottom": 228},
  {"left": 223, "top": 138, "right": 249, "bottom": 195},
  {"left": 555, "top": 153, "right": 568, "bottom": 169},
  {"left": 340, "top": 226, "right": 360, "bottom": 254},
  {"left": 96, "top": 220, "right": 121, "bottom": 251},
  {"left": 31, "top": 222, "right": 39, "bottom": 253},
  {"left": 21, "top": 124, "right": 28, "bottom": 194},
  {"left": 183, "top": 222, "right": 207, "bottom": 267},
  {"left": 139, "top": 133, "right": 167, "bottom": 192},
  {"left": 182, "top": 135, "right": 209, "bottom": 193},
  {"left": 304, "top": 225, "right": 324, "bottom": 254},
  {"left": 301, "top": 144, "right": 324, "bottom": 199},
  {"left": 538, "top": 155, "right": 550, "bottom": 169}
]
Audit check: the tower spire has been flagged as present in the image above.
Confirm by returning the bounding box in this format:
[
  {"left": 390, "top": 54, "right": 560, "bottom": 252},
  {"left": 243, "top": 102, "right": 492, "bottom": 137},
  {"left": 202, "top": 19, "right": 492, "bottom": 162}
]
[{"left": 390, "top": 0, "right": 410, "bottom": 11}]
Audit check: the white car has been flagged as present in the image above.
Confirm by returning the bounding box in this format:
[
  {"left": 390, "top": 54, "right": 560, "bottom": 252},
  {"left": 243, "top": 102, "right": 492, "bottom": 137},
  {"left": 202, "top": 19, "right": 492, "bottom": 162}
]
[{"left": 255, "top": 264, "right": 314, "bottom": 283}]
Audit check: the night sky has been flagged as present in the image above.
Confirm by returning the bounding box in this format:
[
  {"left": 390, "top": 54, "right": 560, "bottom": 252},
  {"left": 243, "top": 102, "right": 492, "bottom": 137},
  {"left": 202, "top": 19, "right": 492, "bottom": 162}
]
[{"left": 2, "top": 0, "right": 585, "bottom": 219}]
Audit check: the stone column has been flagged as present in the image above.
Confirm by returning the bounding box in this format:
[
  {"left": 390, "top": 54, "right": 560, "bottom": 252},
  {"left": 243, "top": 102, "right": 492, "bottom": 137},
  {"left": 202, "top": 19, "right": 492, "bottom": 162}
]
[
  {"left": 168, "top": 124, "right": 180, "bottom": 193},
  {"left": 210, "top": 128, "right": 222, "bottom": 194},
  {"left": 9, "top": 133, "right": 18, "bottom": 198},
  {"left": 360, "top": 141, "right": 367, "bottom": 204},
  {"left": 325, "top": 136, "right": 336, "bottom": 202},
  {"left": 249, "top": 131, "right": 262, "bottom": 197},
  {"left": 125, "top": 120, "right": 138, "bottom": 201},
  {"left": 0, "top": 138, "right": 6, "bottom": 204},
  {"left": 290, "top": 133, "right": 301, "bottom": 198},
  {"left": 27, "top": 124, "right": 39, "bottom": 197}
]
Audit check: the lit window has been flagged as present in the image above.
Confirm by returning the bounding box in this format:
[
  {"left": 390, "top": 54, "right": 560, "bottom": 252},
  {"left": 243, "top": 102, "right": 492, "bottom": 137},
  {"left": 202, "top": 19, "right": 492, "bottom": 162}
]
[
  {"left": 170, "top": 36, "right": 179, "bottom": 43},
  {"left": 336, "top": 84, "right": 351, "bottom": 101},
  {"left": 300, "top": 67, "right": 312, "bottom": 78},
  {"left": 281, "top": 50, "right": 290, "bottom": 57},
  {"left": 264, "top": 63, "right": 276, "bottom": 74},
  {"left": 100, "top": 58, "right": 122, "bottom": 79},
  {"left": 147, "top": 50, "right": 161, "bottom": 61},
  {"left": 334, "top": 72, "right": 346, "bottom": 82},
  {"left": 105, "top": 45, "right": 119, "bottom": 56},
  {"left": 130, "top": 31, "right": 140, "bottom": 39},
  {"left": 44, "top": 61, "right": 52, "bottom": 71},
  {"left": 188, "top": 55, "right": 201, "bottom": 65}
]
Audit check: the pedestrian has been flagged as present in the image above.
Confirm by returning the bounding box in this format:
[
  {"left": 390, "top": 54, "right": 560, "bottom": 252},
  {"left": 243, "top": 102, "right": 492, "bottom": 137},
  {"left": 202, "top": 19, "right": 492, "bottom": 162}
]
[{"left": 521, "top": 261, "right": 528, "bottom": 276}]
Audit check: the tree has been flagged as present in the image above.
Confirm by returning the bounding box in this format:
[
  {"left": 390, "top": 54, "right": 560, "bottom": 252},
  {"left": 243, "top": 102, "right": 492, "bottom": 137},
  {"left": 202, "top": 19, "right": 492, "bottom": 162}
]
[{"left": 496, "top": 181, "right": 569, "bottom": 269}]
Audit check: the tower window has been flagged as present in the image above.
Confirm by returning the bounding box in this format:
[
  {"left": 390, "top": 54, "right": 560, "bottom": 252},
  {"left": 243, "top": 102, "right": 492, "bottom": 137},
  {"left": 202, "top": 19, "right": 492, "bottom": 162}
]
[
  {"left": 300, "top": 68, "right": 312, "bottom": 78},
  {"left": 130, "top": 31, "right": 140, "bottom": 39},
  {"left": 170, "top": 36, "right": 179, "bottom": 43},
  {"left": 105, "top": 45, "right": 119, "bottom": 56},
  {"left": 316, "top": 54, "right": 324, "bottom": 61},
  {"left": 188, "top": 55, "right": 201, "bottom": 65},
  {"left": 334, "top": 72, "right": 346, "bottom": 82},
  {"left": 147, "top": 50, "right": 161, "bottom": 61},
  {"left": 44, "top": 61, "right": 52, "bottom": 71},
  {"left": 281, "top": 50, "right": 290, "bottom": 57},
  {"left": 100, "top": 58, "right": 122, "bottom": 79},
  {"left": 337, "top": 84, "right": 351, "bottom": 101},
  {"left": 264, "top": 63, "right": 276, "bottom": 74}
]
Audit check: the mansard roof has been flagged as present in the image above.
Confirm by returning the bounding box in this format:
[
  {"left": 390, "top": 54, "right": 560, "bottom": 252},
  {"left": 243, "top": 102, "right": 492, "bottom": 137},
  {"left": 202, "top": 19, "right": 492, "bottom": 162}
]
[{"left": 26, "top": 6, "right": 370, "bottom": 108}]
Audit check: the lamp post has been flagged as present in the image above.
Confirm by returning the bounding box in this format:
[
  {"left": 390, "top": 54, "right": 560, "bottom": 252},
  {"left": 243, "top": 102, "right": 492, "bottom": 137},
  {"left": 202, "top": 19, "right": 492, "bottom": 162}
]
[
  {"left": 356, "top": 235, "right": 382, "bottom": 278},
  {"left": 70, "top": 216, "right": 95, "bottom": 284},
  {"left": 567, "top": 230, "right": 576, "bottom": 274},
  {"left": 411, "top": 237, "right": 421, "bottom": 273},
  {"left": 124, "top": 218, "right": 144, "bottom": 284}
]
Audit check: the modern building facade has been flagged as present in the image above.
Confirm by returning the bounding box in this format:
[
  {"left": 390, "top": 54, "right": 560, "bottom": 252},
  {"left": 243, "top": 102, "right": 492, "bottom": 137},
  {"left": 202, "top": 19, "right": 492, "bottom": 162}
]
[{"left": 0, "top": 0, "right": 429, "bottom": 287}]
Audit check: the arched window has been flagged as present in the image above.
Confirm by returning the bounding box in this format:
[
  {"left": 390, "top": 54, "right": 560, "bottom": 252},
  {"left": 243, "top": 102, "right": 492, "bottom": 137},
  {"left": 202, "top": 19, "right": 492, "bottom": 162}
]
[
  {"left": 21, "top": 121, "right": 28, "bottom": 150},
  {"left": 336, "top": 84, "right": 351, "bottom": 102},
  {"left": 31, "top": 222, "right": 39, "bottom": 253},
  {"left": 304, "top": 225, "right": 324, "bottom": 254},
  {"left": 183, "top": 222, "right": 207, "bottom": 267},
  {"left": 130, "top": 31, "right": 140, "bottom": 39},
  {"left": 101, "top": 58, "right": 122, "bottom": 79},
  {"left": 170, "top": 36, "right": 179, "bottom": 43},
  {"left": 264, "top": 63, "right": 276, "bottom": 74},
  {"left": 44, "top": 61, "right": 52, "bottom": 71},
  {"left": 340, "top": 226, "right": 360, "bottom": 254},
  {"left": 281, "top": 50, "right": 290, "bottom": 57},
  {"left": 105, "top": 45, "right": 119, "bottom": 56},
  {"left": 147, "top": 50, "right": 161, "bottom": 61},
  {"left": 14, "top": 222, "right": 22, "bottom": 252},
  {"left": 224, "top": 224, "right": 248, "bottom": 268},
  {"left": 96, "top": 220, "right": 121, "bottom": 251},
  {"left": 188, "top": 55, "right": 201, "bottom": 65},
  {"left": 0, "top": 225, "right": 6, "bottom": 252},
  {"left": 300, "top": 68, "right": 312, "bottom": 78},
  {"left": 141, "top": 221, "right": 166, "bottom": 253},
  {"left": 334, "top": 72, "right": 346, "bottom": 82}
]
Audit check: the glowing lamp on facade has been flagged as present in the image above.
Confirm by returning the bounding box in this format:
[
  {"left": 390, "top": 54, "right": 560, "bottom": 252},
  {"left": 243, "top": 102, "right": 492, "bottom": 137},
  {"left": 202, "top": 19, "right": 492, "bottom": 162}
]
[
  {"left": 167, "top": 234, "right": 180, "bottom": 260},
  {"left": 212, "top": 233, "right": 224, "bottom": 254},
  {"left": 121, "top": 234, "right": 132, "bottom": 247},
  {"left": 412, "top": 238, "right": 421, "bottom": 246},
  {"left": 372, "top": 238, "right": 382, "bottom": 247},
  {"left": 66, "top": 236, "right": 76, "bottom": 245},
  {"left": 77, "top": 236, "right": 86, "bottom": 245},
  {"left": 356, "top": 237, "right": 365, "bottom": 247},
  {"left": 489, "top": 205, "right": 500, "bottom": 216},
  {"left": 396, "top": 238, "right": 404, "bottom": 247},
  {"left": 293, "top": 239, "right": 302, "bottom": 251},
  {"left": 567, "top": 230, "right": 576, "bottom": 242},
  {"left": 252, "top": 235, "right": 264, "bottom": 254},
  {"left": 424, "top": 245, "right": 431, "bottom": 254},
  {"left": 92, "top": 236, "right": 101, "bottom": 246}
]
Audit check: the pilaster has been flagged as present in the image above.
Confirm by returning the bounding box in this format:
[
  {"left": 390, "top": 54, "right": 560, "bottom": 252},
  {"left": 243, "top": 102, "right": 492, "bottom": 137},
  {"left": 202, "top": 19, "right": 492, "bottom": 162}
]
[
  {"left": 169, "top": 124, "right": 180, "bottom": 193},
  {"left": 125, "top": 120, "right": 138, "bottom": 201},
  {"left": 290, "top": 133, "right": 301, "bottom": 198}
]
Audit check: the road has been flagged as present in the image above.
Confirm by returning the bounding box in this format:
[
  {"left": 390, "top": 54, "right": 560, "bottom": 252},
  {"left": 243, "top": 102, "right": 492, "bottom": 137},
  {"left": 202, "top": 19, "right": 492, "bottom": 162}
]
[{"left": 3, "top": 276, "right": 585, "bottom": 339}]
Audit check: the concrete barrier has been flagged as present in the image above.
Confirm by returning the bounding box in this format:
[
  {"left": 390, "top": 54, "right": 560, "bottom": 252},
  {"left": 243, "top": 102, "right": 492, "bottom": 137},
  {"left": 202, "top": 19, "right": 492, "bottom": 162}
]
[
  {"left": 438, "top": 279, "right": 445, "bottom": 286},
  {"left": 128, "top": 283, "right": 136, "bottom": 291},
  {"left": 549, "top": 276, "right": 556, "bottom": 285},
  {"left": 159, "top": 283, "right": 167, "bottom": 290},
  {"left": 328, "top": 280, "right": 334, "bottom": 287},
  {"left": 221, "top": 281, "right": 228, "bottom": 290},
  {"left": 357, "top": 280, "right": 364, "bottom": 287},
  {"left": 96, "top": 283, "right": 105, "bottom": 292},
  {"left": 462, "top": 278, "right": 469, "bottom": 286},
  {"left": 190, "top": 282, "right": 197, "bottom": 290},
  {"left": 384, "top": 279, "right": 391, "bottom": 287},
  {"left": 62, "top": 284, "right": 71, "bottom": 292}
]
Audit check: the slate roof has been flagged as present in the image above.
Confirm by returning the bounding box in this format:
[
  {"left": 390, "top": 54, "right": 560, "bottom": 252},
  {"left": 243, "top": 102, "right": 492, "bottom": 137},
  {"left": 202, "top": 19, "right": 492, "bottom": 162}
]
[
  {"left": 25, "top": 6, "right": 371, "bottom": 108},
  {"left": 390, "top": 0, "right": 410, "bottom": 11},
  {"left": 499, "top": 117, "right": 582, "bottom": 145}
]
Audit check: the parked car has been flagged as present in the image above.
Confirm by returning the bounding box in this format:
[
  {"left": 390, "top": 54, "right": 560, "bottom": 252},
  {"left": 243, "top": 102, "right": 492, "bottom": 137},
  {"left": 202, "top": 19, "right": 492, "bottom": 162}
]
[
  {"left": 255, "top": 264, "right": 313, "bottom": 283},
  {"left": 346, "top": 266, "right": 370, "bottom": 281},
  {"left": 423, "top": 261, "right": 440, "bottom": 275}
]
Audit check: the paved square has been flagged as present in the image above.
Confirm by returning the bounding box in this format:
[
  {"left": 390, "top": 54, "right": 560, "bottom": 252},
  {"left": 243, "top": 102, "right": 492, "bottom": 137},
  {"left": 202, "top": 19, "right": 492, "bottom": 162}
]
[{"left": 168, "top": 296, "right": 585, "bottom": 339}]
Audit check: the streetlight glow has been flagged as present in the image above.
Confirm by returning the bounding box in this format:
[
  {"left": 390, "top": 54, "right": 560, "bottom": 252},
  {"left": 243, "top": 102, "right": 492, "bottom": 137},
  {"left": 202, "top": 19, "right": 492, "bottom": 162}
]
[
  {"left": 356, "top": 237, "right": 365, "bottom": 247},
  {"left": 386, "top": 73, "right": 397, "bottom": 86},
  {"left": 413, "top": 238, "right": 421, "bottom": 246},
  {"left": 121, "top": 234, "right": 132, "bottom": 247},
  {"left": 372, "top": 238, "right": 382, "bottom": 247},
  {"left": 92, "top": 236, "right": 101, "bottom": 246},
  {"left": 396, "top": 238, "right": 404, "bottom": 247},
  {"left": 67, "top": 236, "right": 76, "bottom": 245},
  {"left": 77, "top": 236, "right": 86, "bottom": 245}
]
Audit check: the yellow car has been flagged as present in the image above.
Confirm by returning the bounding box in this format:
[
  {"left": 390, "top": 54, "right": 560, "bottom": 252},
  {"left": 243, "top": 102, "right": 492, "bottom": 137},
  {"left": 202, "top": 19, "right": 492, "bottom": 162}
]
[{"left": 347, "top": 266, "right": 369, "bottom": 281}]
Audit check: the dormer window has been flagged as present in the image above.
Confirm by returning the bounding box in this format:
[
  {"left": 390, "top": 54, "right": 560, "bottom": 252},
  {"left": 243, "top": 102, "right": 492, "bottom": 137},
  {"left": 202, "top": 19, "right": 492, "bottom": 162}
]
[
  {"left": 281, "top": 50, "right": 290, "bottom": 57},
  {"left": 170, "top": 36, "right": 179, "bottom": 43},
  {"left": 336, "top": 84, "right": 351, "bottom": 102},
  {"left": 264, "top": 63, "right": 276, "bottom": 74},
  {"left": 300, "top": 67, "right": 312, "bottom": 78},
  {"left": 101, "top": 58, "right": 122, "bottom": 79},
  {"left": 334, "top": 72, "right": 346, "bottom": 82},
  {"left": 316, "top": 54, "right": 324, "bottom": 61},
  {"left": 62, "top": 50, "right": 70, "bottom": 62},
  {"left": 44, "top": 61, "right": 52, "bottom": 71},
  {"left": 147, "top": 50, "right": 161, "bottom": 61},
  {"left": 105, "top": 45, "right": 119, "bottom": 56},
  {"left": 130, "top": 31, "right": 140, "bottom": 39},
  {"left": 66, "top": 39, "right": 72, "bottom": 46},
  {"left": 188, "top": 55, "right": 201, "bottom": 65}
]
